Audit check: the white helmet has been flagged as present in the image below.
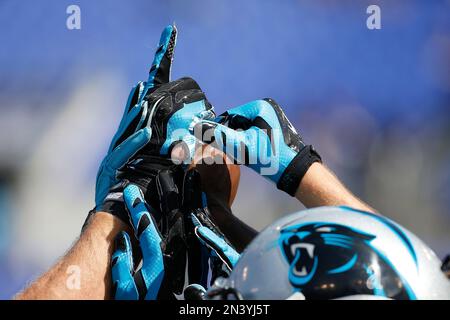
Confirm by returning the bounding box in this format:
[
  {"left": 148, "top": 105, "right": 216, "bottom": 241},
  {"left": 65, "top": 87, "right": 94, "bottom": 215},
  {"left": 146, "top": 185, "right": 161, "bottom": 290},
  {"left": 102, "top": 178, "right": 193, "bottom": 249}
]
[{"left": 208, "top": 206, "right": 450, "bottom": 300}]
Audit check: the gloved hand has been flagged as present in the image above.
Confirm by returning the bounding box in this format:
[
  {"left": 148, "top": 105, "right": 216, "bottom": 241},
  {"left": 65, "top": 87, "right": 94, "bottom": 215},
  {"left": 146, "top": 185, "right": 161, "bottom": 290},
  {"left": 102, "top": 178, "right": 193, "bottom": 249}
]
[
  {"left": 128, "top": 24, "right": 214, "bottom": 164},
  {"left": 111, "top": 184, "right": 164, "bottom": 300},
  {"left": 182, "top": 169, "right": 239, "bottom": 289},
  {"left": 94, "top": 83, "right": 151, "bottom": 209},
  {"left": 95, "top": 128, "right": 151, "bottom": 210},
  {"left": 111, "top": 173, "right": 239, "bottom": 300},
  {"left": 95, "top": 24, "right": 179, "bottom": 209},
  {"left": 190, "top": 213, "right": 240, "bottom": 270},
  {"left": 136, "top": 76, "right": 215, "bottom": 163},
  {"left": 195, "top": 98, "right": 321, "bottom": 196},
  {"left": 96, "top": 24, "right": 213, "bottom": 212}
]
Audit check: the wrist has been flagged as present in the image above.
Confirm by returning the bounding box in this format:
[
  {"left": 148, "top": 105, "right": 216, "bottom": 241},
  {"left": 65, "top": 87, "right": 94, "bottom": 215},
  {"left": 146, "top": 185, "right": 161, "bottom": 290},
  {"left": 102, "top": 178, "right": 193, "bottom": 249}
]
[
  {"left": 277, "top": 145, "right": 322, "bottom": 196},
  {"left": 83, "top": 211, "right": 129, "bottom": 243}
]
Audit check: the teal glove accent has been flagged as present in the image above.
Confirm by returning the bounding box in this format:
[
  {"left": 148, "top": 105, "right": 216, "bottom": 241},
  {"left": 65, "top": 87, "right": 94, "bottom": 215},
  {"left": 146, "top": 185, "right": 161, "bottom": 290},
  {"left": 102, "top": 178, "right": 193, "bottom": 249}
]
[
  {"left": 191, "top": 214, "right": 240, "bottom": 270},
  {"left": 95, "top": 127, "right": 151, "bottom": 209},
  {"left": 111, "top": 184, "right": 165, "bottom": 300},
  {"left": 111, "top": 231, "right": 139, "bottom": 300}
]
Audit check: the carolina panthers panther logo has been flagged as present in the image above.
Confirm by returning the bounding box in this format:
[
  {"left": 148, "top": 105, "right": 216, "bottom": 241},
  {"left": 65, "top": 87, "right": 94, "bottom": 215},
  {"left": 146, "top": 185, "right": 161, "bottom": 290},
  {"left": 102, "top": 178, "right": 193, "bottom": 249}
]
[{"left": 279, "top": 222, "right": 416, "bottom": 299}]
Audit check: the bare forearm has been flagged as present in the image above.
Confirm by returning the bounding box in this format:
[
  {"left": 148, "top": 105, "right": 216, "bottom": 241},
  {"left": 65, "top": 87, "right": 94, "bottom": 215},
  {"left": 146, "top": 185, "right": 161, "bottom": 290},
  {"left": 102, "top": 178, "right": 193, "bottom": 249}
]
[
  {"left": 15, "top": 212, "right": 127, "bottom": 300},
  {"left": 296, "top": 162, "right": 376, "bottom": 213}
]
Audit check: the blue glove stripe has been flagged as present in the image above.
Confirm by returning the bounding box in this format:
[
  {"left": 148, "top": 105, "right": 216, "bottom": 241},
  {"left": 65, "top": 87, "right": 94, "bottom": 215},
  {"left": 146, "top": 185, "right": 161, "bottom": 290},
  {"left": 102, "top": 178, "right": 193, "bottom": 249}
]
[
  {"left": 110, "top": 82, "right": 144, "bottom": 149},
  {"left": 108, "top": 127, "right": 151, "bottom": 170},
  {"left": 96, "top": 127, "right": 152, "bottom": 207},
  {"left": 108, "top": 103, "right": 143, "bottom": 154},
  {"left": 113, "top": 279, "right": 139, "bottom": 300},
  {"left": 96, "top": 125, "right": 151, "bottom": 208},
  {"left": 123, "top": 184, "right": 148, "bottom": 229},
  {"left": 196, "top": 226, "right": 240, "bottom": 268},
  {"left": 191, "top": 214, "right": 240, "bottom": 269},
  {"left": 137, "top": 214, "right": 165, "bottom": 299},
  {"left": 116, "top": 82, "right": 141, "bottom": 131},
  {"left": 95, "top": 159, "right": 114, "bottom": 208},
  {"left": 123, "top": 184, "right": 165, "bottom": 300},
  {"left": 146, "top": 25, "right": 176, "bottom": 92},
  {"left": 142, "top": 267, "right": 165, "bottom": 300},
  {"left": 111, "top": 231, "right": 139, "bottom": 300}
]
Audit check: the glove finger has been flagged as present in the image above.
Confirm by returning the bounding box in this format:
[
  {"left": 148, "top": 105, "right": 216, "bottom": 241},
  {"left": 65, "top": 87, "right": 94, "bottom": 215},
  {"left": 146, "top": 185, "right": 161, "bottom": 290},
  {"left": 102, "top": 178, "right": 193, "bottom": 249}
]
[
  {"left": 159, "top": 98, "right": 209, "bottom": 155},
  {"left": 123, "top": 184, "right": 164, "bottom": 300},
  {"left": 217, "top": 99, "right": 284, "bottom": 134},
  {"left": 107, "top": 127, "right": 152, "bottom": 170},
  {"left": 107, "top": 82, "right": 144, "bottom": 153},
  {"left": 194, "top": 120, "right": 248, "bottom": 164},
  {"left": 111, "top": 231, "right": 139, "bottom": 300},
  {"left": 191, "top": 214, "right": 240, "bottom": 269},
  {"left": 125, "top": 81, "right": 145, "bottom": 115},
  {"left": 116, "top": 81, "right": 144, "bottom": 130},
  {"left": 108, "top": 102, "right": 145, "bottom": 153},
  {"left": 146, "top": 24, "right": 177, "bottom": 91},
  {"left": 117, "top": 81, "right": 145, "bottom": 130},
  {"left": 215, "top": 100, "right": 267, "bottom": 125},
  {"left": 123, "top": 184, "right": 163, "bottom": 248}
]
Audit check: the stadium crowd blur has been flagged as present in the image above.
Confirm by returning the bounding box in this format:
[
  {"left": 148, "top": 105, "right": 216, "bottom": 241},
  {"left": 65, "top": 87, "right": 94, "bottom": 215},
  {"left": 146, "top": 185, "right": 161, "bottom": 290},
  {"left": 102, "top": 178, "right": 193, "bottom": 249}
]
[{"left": 0, "top": 0, "right": 449, "bottom": 298}]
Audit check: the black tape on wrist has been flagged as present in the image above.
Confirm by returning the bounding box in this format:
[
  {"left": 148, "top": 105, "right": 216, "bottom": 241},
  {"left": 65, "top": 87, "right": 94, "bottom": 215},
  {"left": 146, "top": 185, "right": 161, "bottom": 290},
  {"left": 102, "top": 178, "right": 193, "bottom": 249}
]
[{"left": 277, "top": 145, "right": 322, "bottom": 196}]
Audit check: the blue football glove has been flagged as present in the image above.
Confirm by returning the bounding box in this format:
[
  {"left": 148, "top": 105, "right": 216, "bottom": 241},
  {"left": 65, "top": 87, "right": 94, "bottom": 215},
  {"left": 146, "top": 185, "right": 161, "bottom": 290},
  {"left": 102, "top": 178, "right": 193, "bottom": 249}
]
[
  {"left": 95, "top": 127, "right": 151, "bottom": 210},
  {"left": 124, "top": 24, "right": 215, "bottom": 164},
  {"left": 132, "top": 76, "right": 215, "bottom": 164},
  {"left": 191, "top": 213, "right": 240, "bottom": 270},
  {"left": 95, "top": 24, "right": 182, "bottom": 209},
  {"left": 111, "top": 184, "right": 164, "bottom": 300},
  {"left": 96, "top": 24, "right": 214, "bottom": 210},
  {"left": 196, "top": 98, "right": 321, "bottom": 196},
  {"left": 94, "top": 78, "right": 153, "bottom": 208}
]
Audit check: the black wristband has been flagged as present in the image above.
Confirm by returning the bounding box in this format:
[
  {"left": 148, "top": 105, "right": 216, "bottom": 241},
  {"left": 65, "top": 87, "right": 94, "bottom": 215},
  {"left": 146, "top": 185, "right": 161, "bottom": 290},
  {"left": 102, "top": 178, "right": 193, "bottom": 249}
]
[
  {"left": 80, "top": 201, "right": 130, "bottom": 234},
  {"left": 276, "top": 145, "right": 322, "bottom": 196}
]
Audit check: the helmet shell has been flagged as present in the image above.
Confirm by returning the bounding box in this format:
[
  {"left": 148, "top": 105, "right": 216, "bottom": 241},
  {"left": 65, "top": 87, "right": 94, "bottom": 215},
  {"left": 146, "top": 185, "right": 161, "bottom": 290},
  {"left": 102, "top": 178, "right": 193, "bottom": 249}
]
[{"left": 226, "top": 206, "right": 450, "bottom": 299}]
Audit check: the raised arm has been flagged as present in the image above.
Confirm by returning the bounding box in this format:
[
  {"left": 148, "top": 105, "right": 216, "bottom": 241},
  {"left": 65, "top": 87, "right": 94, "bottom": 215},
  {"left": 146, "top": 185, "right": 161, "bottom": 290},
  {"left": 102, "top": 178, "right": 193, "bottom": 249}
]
[
  {"left": 296, "top": 162, "right": 375, "bottom": 213},
  {"left": 15, "top": 212, "right": 128, "bottom": 299},
  {"left": 196, "top": 98, "right": 376, "bottom": 215}
]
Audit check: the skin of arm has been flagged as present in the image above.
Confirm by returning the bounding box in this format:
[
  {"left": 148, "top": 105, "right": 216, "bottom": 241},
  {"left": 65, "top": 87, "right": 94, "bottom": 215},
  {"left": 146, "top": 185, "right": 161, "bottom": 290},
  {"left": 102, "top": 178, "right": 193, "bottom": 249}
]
[
  {"left": 295, "top": 162, "right": 376, "bottom": 213},
  {"left": 15, "top": 212, "right": 128, "bottom": 300}
]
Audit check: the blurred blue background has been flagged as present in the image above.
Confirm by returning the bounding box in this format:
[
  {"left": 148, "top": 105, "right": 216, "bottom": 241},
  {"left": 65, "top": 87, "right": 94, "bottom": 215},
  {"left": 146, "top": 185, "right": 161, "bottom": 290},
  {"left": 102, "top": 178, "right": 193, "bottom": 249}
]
[{"left": 0, "top": 0, "right": 449, "bottom": 298}]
